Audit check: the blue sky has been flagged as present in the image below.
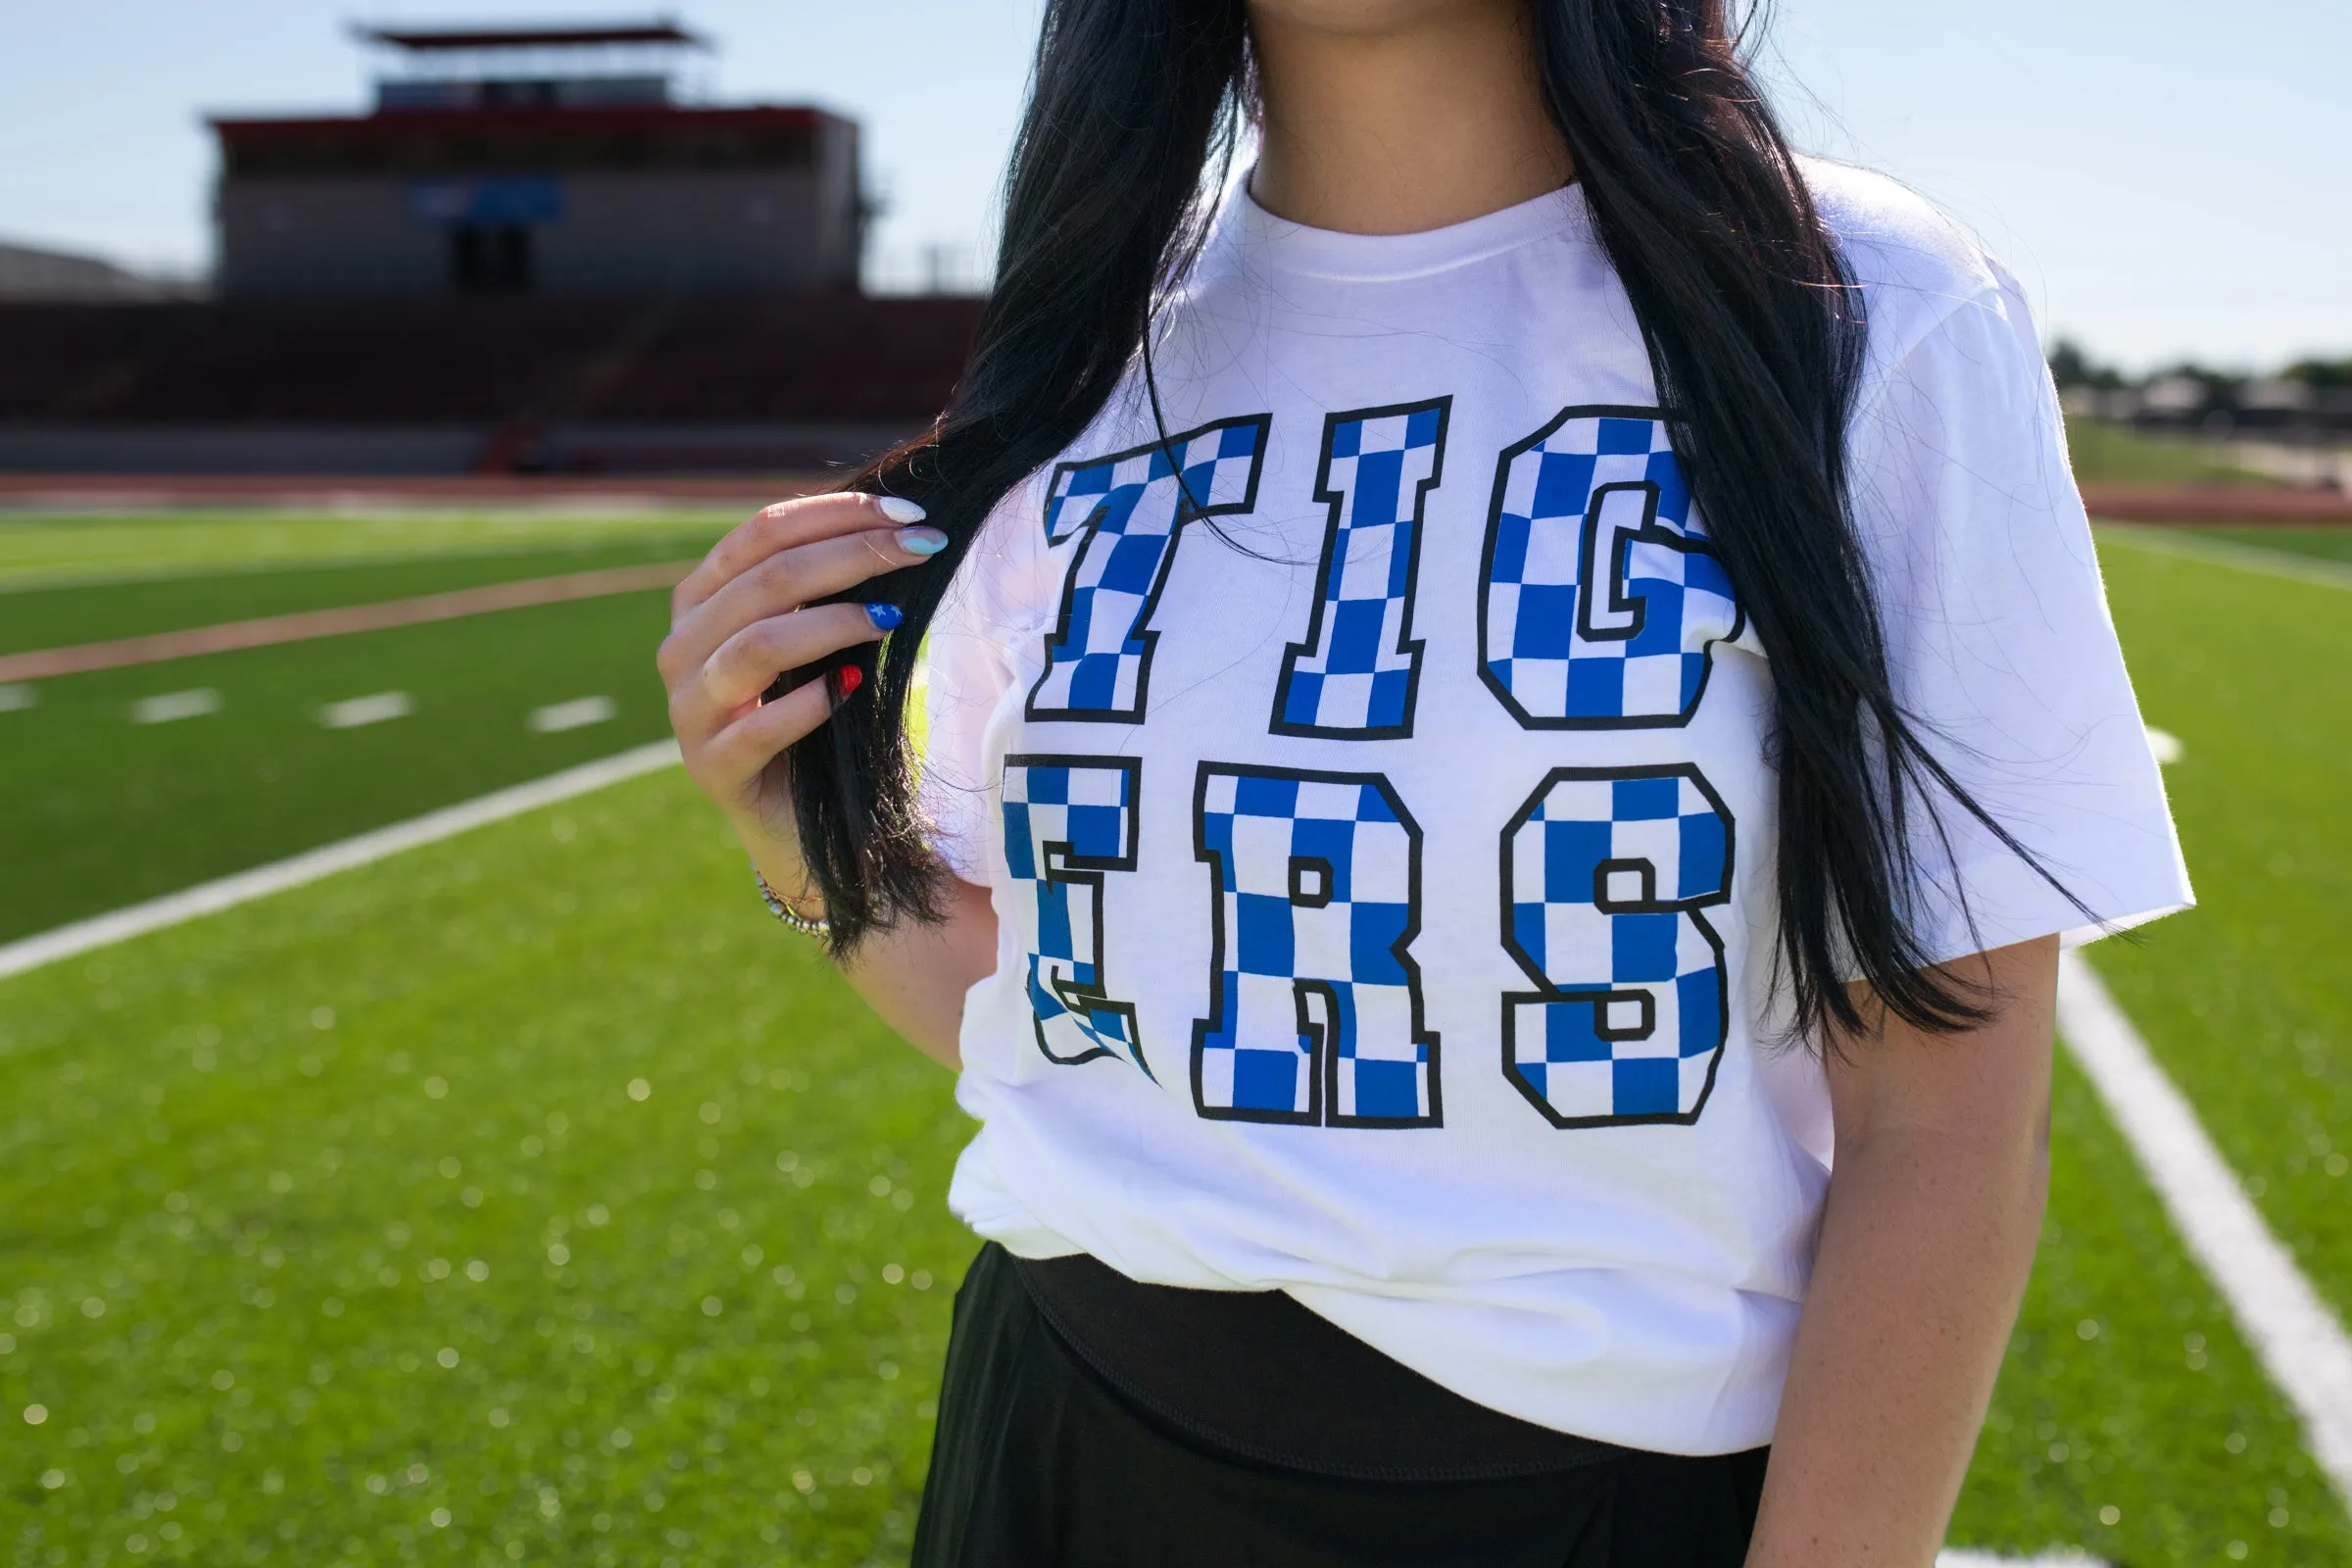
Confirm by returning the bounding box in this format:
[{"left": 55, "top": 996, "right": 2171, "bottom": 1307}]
[{"left": 1, "top": 0, "right": 2343, "bottom": 370}]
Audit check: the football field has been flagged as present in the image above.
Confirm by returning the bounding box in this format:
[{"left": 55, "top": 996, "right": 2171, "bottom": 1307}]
[{"left": 1, "top": 505, "right": 2348, "bottom": 1566}]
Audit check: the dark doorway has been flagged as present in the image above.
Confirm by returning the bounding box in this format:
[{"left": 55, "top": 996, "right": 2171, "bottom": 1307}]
[{"left": 450, "top": 224, "right": 533, "bottom": 292}]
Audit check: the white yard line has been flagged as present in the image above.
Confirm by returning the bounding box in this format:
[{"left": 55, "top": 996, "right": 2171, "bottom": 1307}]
[
  {"left": 0, "top": 741, "right": 680, "bottom": 983},
  {"left": 1936, "top": 1552, "right": 2103, "bottom": 1567},
  {"left": 130, "top": 687, "right": 222, "bottom": 724},
  {"left": 529, "top": 695, "right": 617, "bottom": 733},
  {"left": 2057, "top": 952, "right": 2352, "bottom": 1507},
  {"left": 318, "top": 690, "right": 415, "bottom": 729},
  {"left": 2099, "top": 525, "right": 2352, "bottom": 591}
]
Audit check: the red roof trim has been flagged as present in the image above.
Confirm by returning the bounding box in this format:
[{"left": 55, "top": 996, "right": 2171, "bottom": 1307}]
[
  {"left": 210, "top": 105, "right": 825, "bottom": 140},
  {"left": 359, "top": 23, "right": 705, "bottom": 51}
]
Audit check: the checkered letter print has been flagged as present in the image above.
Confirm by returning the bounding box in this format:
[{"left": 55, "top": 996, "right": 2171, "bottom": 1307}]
[
  {"left": 1001, "top": 756, "right": 1152, "bottom": 1077},
  {"left": 1191, "top": 765, "right": 1438, "bottom": 1127},
  {"left": 1479, "top": 407, "right": 1740, "bottom": 729},
  {"left": 1269, "top": 399, "right": 1450, "bottom": 738},
  {"left": 1499, "top": 765, "right": 1734, "bottom": 1127},
  {"left": 1026, "top": 414, "right": 1271, "bottom": 722}
]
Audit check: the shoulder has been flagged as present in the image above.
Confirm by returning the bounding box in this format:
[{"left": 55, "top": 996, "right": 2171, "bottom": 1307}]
[
  {"left": 1802, "top": 158, "right": 2003, "bottom": 306},
  {"left": 1801, "top": 158, "right": 2030, "bottom": 348},
  {"left": 1801, "top": 158, "right": 2045, "bottom": 406}
]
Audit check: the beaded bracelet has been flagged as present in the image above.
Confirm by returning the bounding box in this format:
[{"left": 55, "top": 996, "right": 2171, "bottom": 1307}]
[{"left": 755, "top": 869, "right": 831, "bottom": 940}]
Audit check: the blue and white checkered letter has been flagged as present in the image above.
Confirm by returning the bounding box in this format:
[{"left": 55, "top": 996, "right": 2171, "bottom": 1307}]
[
  {"left": 1269, "top": 398, "right": 1449, "bottom": 738},
  {"left": 1192, "top": 765, "right": 1438, "bottom": 1127},
  {"left": 1479, "top": 408, "right": 1740, "bottom": 729},
  {"left": 1001, "top": 756, "right": 1151, "bottom": 1076},
  {"left": 1026, "top": 415, "right": 1271, "bottom": 722},
  {"left": 1499, "top": 765, "right": 1733, "bottom": 1126}
]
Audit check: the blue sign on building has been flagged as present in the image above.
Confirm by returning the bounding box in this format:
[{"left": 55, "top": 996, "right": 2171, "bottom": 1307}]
[{"left": 408, "top": 176, "right": 564, "bottom": 226}]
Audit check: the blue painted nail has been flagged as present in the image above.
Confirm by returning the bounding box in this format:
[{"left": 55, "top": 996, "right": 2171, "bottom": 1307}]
[
  {"left": 876, "top": 495, "right": 927, "bottom": 523},
  {"left": 896, "top": 526, "right": 949, "bottom": 557},
  {"left": 864, "top": 602, "right": 904, "bottom": 631}
]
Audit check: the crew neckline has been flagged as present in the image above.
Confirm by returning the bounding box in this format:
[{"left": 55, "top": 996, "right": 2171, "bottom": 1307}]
[{"left": 1222, "top": 172, "right": 1590, "bottom": 282}]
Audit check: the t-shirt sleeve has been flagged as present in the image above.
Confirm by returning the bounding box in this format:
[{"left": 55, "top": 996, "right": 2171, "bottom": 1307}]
[
  {"left": 916, "top": 497, "right": 1031, "bottom": 888},
  {"left": 1847, "top": 268, "right": 2193, "bottom": 961}
]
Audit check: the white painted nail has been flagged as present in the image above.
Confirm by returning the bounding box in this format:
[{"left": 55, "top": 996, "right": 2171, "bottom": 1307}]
[{"left": 875, "top": 496, "right": 927, "bottom": 524}]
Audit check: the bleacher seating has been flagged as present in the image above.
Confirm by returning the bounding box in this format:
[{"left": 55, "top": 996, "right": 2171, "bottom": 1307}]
[{"left": 0, "top": 293, "right": 983, "bottom": 430}]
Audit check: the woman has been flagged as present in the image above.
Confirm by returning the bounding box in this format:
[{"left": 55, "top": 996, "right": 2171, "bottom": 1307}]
[{"left": 657, "top": 1, "right": 2189, "bottom": 1561}]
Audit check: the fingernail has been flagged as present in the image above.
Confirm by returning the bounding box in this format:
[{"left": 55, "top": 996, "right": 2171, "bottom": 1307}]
[
  {"left": 832, "top": 664, "right": 864, "bottom": 701},
  {"left": 864, "top": 602, "right": 904, "bottom": 631},
  {"left": 896, "top": 526, "right": 948, "bottom": 557},
  {"left": 875, "top": 495, "right": 927, "bottom": 524}
]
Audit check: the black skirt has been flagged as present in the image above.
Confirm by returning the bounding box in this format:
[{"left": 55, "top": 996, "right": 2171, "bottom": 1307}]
[{"left": 911, "top": 1244, "right": 1769, "bottom": 1568}]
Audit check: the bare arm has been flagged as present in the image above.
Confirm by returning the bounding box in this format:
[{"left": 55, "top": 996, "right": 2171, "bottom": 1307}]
[
  {"left": 835, "top": 870, "right": 994, "bottom": 1069},
  {"left": 1745, "top": 935, "right": 2057, "bottom": 1567},
  {"left": 658, "top": 493, "right": 998, "bottom": 1070}
]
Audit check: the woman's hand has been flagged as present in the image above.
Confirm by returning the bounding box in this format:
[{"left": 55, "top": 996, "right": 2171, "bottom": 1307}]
[
  {"left": 657, "top": 492, "right": 946, "bottom": 850},
  {"left": 657, "top": 489, "right": 992, "bottom": 1069}
]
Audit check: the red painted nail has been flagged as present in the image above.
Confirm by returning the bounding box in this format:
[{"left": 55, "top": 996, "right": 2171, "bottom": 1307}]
[{"left": 832, "top": 664, "right": 864, "bottom": 700}]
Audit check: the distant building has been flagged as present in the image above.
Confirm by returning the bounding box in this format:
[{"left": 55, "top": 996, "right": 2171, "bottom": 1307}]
[
  {"left": 0, "top": 17, "right": 977, "bottom": 476},
  {"left": 210, "top": 21, "right": 863, "bottom": 298}
]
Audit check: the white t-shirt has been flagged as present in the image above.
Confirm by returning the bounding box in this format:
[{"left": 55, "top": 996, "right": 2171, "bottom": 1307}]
[{"left": 917, "top": 160, "right": 2190, "bottom": 1455}]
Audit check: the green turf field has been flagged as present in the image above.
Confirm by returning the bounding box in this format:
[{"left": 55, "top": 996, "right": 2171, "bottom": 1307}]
[
  {"left": 2192, "top": 527, "right": 2352, "bottom": 565},
  {"left": 4, "top": 511, "right": 2350, "bottom": 1565},
  {"left": 0, "top": 510, "right": 737, "bottom": 593},
  {"left": 0, "top": 589, "right": 679, "bottom": 943},
  {"left": 0, "top": 772, "right": 970, "bottom": 1566},
  {"left": 0, "top": 537, "right": 716, "bottom": 660},
  {"left": 2075, "top": 533, "right": 2352, "bottom": 1326},
  {"left": 1952, "top": 1047, "right": 2345, "bottom": 1562},
  {"left": 3, "top": 770, "right": 2343, "bottom": 1568},
  {"left": 2062, "top": 419, "right": 2278, "bottom": 488},
  {"left": 2057, "top": 414, "right": 2349, "bottom": 569}
]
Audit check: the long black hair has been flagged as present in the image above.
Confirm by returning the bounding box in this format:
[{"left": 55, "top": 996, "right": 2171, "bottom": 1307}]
[{"left": 790, "top": 0, "right": 2043, "bottom": 1043}]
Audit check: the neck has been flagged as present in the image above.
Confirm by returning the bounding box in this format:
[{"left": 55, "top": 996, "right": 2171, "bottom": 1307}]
[{"left": 1247, "top": 0, "right": 1573, "bottom": 235}]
